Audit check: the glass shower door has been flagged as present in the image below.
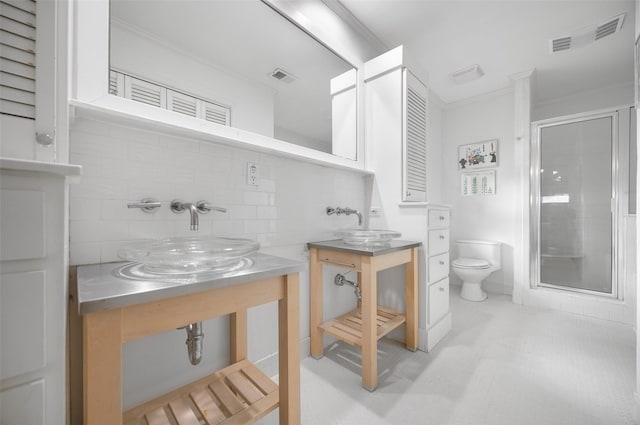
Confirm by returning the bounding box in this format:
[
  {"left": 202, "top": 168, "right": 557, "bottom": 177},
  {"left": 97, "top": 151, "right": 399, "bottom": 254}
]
[{"left": 534, "top": 114, "right": 615, "bottom": 295}]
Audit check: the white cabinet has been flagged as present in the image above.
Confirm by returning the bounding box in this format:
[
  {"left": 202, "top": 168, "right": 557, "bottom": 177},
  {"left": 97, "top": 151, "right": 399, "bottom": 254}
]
[
  {"left": 0, "top": 160, "right": 81, "bottom": 425},
  {"left": 425, "top": 205, "right": 452, "bottom": 351}
]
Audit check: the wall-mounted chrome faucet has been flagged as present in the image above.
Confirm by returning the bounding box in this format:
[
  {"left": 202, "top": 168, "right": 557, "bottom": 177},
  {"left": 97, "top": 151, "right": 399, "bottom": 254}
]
[
  {"left": 326, "top": 206, "right": 363, "bottom": 226},
  {"left": 171, "top": 199, "right": 227, "bottom": 231}
]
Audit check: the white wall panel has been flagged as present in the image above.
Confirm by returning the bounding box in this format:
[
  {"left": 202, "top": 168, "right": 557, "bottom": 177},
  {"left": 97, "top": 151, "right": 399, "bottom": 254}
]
[
  {"left": 0, "top": 379, "right": 45, "bottom": 425},
  {"left": 0, "top": 190, "right": 45, "bottom": 261},
  {"left": 0, "top": 271, "right": 46, "bottom": 380}
]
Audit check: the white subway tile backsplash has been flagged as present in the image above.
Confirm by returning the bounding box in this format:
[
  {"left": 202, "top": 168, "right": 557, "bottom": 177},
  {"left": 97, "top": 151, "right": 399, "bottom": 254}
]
[
  {"left": 70, "top": 198, "right": 101, "bottom": 221},
  {"left": 69, "top": 117, "right": 366, "bottom": 266},
  {"left": 212, "top": 220, "right": 244, "bottom": 236},
  {"left": 257, "top": 206, "right": 278, "bottom": 220},
  {"left": 70, "top": 220, "right": 104, "bottom": 243},
  {"left": 70, "top": 242, "right": 101, "bottom": 265},
  {"left": 244, "top": 191, "right": 269, "bottom": 206},
  {"left": 244, "top": 220, "right": 269, "bottom": 235},
  {"left": 229, "top": 205, "right": 256, "bottom": 220}
]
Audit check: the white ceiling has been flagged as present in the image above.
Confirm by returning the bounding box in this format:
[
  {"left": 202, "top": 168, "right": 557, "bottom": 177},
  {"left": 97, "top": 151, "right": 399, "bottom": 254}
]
[{"left": 339, "top": 0, "right": 635, "bottom": 104}]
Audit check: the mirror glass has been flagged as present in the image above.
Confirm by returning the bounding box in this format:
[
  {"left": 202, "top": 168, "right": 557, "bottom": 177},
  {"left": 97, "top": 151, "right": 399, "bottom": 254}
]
[{"left": 109, "top": 0, "right": 358, "bottom": 160}]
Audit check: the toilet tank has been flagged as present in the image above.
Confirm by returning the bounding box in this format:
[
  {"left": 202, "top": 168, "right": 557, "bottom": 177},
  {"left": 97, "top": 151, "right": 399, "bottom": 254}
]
[{"left": 456, "top": 240, "right": 501, "bottom": 270}]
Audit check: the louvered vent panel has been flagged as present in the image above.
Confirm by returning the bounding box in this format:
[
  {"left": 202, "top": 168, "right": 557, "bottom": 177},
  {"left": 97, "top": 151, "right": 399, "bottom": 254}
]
[
  {"left": 113, "top": 69, "right": 231, "bottom": 126},
  {"left": 551, "top": 36, "right": 571, "bottom": 52},
  {"left": 167, "top": 91, "right": 198, "bottom": 117},
  {"left": 595, "top": 14, "right": 624, "bottom": 40},
  {"left": 125, "top": 76, "right": 165, "bottom": 108},
  {"left": 0, "top": 0, "right": 36, "bottom": 119},
  {"left": 109, "top": 70, "right": 124, "bottom": 96},
  {"left": 405, "top": 85, "right": 427, "bottom": 200},
  {"left": 203, "top": 102, "right": 231, "bottom": 126}
]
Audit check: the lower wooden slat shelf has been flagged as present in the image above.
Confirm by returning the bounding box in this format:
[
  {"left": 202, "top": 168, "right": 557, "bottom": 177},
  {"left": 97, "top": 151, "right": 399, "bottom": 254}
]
[
  {"left": 123, "top": 359, "right": 278, "bottom": 425},
  {"left": 319, "top": 306, "right": 406, "bottom": 347}
]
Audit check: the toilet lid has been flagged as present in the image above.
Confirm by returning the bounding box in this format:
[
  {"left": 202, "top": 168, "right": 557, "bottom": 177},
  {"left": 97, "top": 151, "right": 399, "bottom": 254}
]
[{"left": 452, "top": 258, "right": 490, "bottom": 269}]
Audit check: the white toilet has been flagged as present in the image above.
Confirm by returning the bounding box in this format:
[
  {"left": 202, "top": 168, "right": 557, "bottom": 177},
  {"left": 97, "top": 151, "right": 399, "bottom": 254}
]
[{"left": 452, "top": 240, "right": 501, "bottom": 302}]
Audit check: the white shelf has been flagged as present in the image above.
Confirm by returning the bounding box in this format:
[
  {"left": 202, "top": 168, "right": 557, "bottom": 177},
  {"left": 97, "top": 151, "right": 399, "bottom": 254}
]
[{"left": 0, "top": 158, "right": 82, "bottom": 177}]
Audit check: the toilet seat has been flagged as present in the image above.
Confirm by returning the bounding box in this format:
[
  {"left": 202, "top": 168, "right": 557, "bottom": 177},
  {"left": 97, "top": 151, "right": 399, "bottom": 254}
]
[{"left": 452, "top": 258, "right": 490, "bottom": 269}]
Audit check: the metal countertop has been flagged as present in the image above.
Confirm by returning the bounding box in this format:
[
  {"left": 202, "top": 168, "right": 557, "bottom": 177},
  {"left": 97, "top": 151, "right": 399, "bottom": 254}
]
[
  {"left": 307, "top": 239, "right": 421, "bottom": 256},
  {"left": 76, "top": 253, "right": 305, "bottom": 315}
]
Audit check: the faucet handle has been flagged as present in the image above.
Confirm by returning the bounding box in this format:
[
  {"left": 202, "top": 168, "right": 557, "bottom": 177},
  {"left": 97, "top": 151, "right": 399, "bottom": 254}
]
[
  {"left": 196, "top": 200, "right": 227, "bottom": 214},
  {"left": 128, "top": 198, "right": 161, "bottom": 213}
]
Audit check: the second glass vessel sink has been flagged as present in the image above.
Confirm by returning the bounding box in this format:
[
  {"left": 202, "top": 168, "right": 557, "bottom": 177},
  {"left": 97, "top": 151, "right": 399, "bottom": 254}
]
[
  {"left": 335, "top": 229, "right": 401, "bottom": 246},
  {"left": 117, "top": 236, "right": 260, "bottom": 274}
]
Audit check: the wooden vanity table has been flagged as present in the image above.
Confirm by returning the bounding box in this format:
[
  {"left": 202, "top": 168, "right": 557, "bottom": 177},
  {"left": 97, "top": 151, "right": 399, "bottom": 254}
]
[
  {"left": 307, "top": 240, "right": 420, "bottom": 391},
  {"left": 75, "top": 254, "right": 304, "bottom": 425}
]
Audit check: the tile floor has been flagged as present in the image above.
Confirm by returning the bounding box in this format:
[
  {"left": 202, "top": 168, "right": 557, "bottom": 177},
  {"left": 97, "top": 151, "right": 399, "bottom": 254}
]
[{"left": 264, "top": 292, "right": 636, "bottom": 424}]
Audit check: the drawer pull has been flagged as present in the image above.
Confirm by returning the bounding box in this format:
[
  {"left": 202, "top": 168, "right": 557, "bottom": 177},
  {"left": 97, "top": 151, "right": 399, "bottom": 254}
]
[
  {"left": 439, "top": 216, "right": 445, "bottom": 220},
  {"left": 439, "top": 260, "right": 445, "bottom": 265},
  {"left": 439, "top": 287, "right": 445, "bottom": 292},
  {"left": 439, "top": 235, "right": 445, "bottom": 240}
]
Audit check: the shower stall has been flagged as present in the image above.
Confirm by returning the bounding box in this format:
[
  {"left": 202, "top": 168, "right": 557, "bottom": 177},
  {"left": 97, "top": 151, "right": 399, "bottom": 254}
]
[{"left": 530, "top": 109, "right": 631, "bottom": 297}]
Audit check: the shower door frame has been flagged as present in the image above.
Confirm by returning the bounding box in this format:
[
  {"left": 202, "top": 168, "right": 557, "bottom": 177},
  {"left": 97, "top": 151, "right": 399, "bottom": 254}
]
[{"left": 530, "top": 109, "right": 620, "bottom": 298}]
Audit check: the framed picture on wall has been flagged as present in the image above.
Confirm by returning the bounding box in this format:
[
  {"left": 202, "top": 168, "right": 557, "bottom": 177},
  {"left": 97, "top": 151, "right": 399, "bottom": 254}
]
[
  {"left": 458, "top": 139, "right": 498, "bottom": 170},
  {"left": 461, "top": 170, "right": 496, "bottom": 196}
]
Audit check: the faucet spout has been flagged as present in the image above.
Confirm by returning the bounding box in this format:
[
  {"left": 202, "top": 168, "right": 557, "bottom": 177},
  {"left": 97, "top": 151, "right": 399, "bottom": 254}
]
[
  {"left": 185, "top": 202, "right": 199, "bottom": 231},
  {"left": 326, "top": 206, "right": 363, "bottom": 226},
  {"left": 342, "top": 207, "right": 363, "bottom": 226},
  {"left": 170, "top": 200, "right": 200, "bottom": 231}
]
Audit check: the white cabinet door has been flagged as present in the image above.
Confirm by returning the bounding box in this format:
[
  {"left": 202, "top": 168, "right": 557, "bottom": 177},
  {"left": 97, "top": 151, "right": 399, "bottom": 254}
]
[{"left": 428, "top": 278, "right": 450, "bottom": 324}]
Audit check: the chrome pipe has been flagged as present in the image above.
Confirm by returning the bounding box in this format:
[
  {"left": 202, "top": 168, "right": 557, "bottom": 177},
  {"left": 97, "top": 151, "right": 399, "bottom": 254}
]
[{"left": 181, "top": 322, "right": 204, "bottom": 365}]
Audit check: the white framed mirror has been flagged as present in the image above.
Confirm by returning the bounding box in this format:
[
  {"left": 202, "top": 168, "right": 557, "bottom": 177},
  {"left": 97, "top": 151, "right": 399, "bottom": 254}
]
[{"left": 71, "top": 0, "right": 366, "bottom": 170}]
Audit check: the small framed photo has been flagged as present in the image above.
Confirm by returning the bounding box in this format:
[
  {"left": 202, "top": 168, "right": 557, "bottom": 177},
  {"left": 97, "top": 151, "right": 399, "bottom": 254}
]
[
  {"left": 458, "top": 139, "right": 498, "bottom": 170},
  {"left": 461, "top": 170, "right": 496, "bottom": 196}
]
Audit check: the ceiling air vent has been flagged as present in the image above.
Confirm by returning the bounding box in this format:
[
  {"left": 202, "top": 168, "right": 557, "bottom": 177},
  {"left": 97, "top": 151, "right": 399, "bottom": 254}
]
[
  {"left": 270, "top": 68, "right": 296, "bottom": 83},
  {"left": 595, "top": 13, "right": 625, "bottom": 40},
  {"left": 551, "top": 36, "right": 572, "bottom": 53},
  {"left": 549, "top": 13, "right": 625, "bottom": 53},
  {"left": 449, "top": 64, "right": 484, "bottom": 84}
]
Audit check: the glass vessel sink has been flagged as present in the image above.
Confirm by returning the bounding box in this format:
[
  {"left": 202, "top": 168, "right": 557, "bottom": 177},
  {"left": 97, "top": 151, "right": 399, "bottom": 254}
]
[
  {"left": 335, "top": 229, "right": 401, "bottom": 246},
  {"left": 117, "top": 236, "right": 260, "bottom": 275}
]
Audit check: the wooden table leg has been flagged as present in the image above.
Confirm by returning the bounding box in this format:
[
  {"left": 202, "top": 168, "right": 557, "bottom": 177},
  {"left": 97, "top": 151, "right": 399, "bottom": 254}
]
[
  {"left": 360, "top": 257, "right": 377, "bottom": 391},
  {"left": 83, "top": 309, "right": 123, "bottom": 425},
  {"left": 309, "top": 247, "right": 324, "bottom": 358},
  {"left": 230, "top": 307, "right": 247, "bottom": 362},
  {"left": 279, "top": 273, "right": 300, "bottom": 425},
  {"left": 405, "top": 247, "right": 419, "bottom": 351}
]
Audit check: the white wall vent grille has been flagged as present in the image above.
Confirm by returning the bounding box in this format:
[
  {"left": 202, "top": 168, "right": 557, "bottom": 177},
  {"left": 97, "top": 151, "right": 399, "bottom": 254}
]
[
  {"left": 110, "top": 69, "right": 231, "bottom": 126},
  {"left": 595, "top": 13, "right": 625, "bottom": 40},
  {"left": 403, "top": 70, "right": 427, "bottom": 202},
  {"left": 167, "top": 91, "right": 197, "bottom": 118},
  {"left": 124, "top": 77, "right": 165, "bottom": 108},
  {"left": 0, "top": 0, "right": 36, "bottom": 119},
  {"left": 551, "top": 36, "right": 572, "bottom": 53},
  {"left": 203, "top": 102, "right": 231, "bottom": 126}
]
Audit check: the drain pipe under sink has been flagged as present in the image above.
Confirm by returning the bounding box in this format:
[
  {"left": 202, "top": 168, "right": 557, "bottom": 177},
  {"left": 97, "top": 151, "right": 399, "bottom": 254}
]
[{"left": 179, "top": 322, "right": 204, "bottom": 365}]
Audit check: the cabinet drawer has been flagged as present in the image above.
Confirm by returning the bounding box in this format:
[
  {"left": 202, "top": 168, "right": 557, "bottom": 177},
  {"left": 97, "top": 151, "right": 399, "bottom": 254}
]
[
  {"left": 428, "top": 278, "right": 450, "bottom": 324},
  {"left": 428, "top": 229, "right": 449, "bottom": 256},
  {"left": 428, "top": 252, "right": 449, "bottom": 283},
  {"left": 428, "top": 209, "right": 450, "bottom": 228}
]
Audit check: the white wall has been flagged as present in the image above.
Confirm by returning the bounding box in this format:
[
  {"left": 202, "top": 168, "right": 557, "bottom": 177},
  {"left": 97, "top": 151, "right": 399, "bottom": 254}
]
[
  {"left": 111, "top": 23, "right": 275, "bottom": 137},
  {"left": 533, "top": 82, "right": 634, "bottom": 121},
  {"left": 69, "top": 117, "right": 367, "bottom": 408},
  {"left": 441, "top": 90, "right": 517, "bottom": 295}
]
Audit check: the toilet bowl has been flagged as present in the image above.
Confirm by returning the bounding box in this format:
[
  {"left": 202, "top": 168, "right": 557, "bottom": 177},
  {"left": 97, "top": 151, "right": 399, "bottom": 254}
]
[{"left": 452, "top": 240, "right": 501, "bottom": 302}]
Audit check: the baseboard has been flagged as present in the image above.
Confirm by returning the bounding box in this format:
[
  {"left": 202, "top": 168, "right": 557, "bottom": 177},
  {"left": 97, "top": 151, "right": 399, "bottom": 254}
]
[
  {"left": 257, "top": 336, "right": 311, "bottom": 379},
  {"left": 421, "top": 313, "right": 452, "bottom": 352}
]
